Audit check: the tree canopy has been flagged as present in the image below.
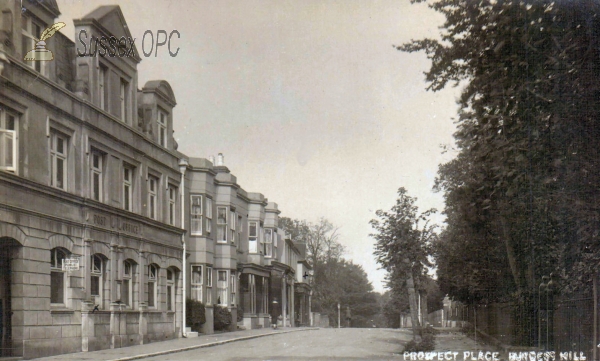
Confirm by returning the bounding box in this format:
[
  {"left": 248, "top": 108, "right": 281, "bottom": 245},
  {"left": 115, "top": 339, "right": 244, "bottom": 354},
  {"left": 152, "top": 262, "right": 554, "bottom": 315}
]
[
  {"left": 281, "top": 216, "right": 379, "bottom": 327},
  {"left": 401, "top": 0, "right": 600, "bottom": 345},
  {"left": 371, "top": 187, "right": 438, "bottom": 338}
]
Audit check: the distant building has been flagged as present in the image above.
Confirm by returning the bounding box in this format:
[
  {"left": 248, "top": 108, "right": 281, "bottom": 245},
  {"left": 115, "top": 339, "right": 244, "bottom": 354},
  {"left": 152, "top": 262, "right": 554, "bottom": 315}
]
[{"left": 0, "top": 1, "right": 310, "bottom": 359}]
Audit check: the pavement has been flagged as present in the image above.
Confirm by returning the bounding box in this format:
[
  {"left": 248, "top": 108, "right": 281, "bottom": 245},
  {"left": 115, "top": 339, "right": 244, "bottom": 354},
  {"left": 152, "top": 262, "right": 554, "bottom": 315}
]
[
  {"left": 32, "top": 327, "right": 319, "bottom": 361},
  {"left": 434, "top": 329, "right": 488, "bottom": 351}
]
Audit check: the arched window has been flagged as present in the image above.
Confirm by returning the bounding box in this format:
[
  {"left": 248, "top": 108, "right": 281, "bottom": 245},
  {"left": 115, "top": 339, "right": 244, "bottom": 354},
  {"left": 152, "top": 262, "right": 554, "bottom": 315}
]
[
  {"left": 50, "top": 248, "right": 69, "bottom": 305},
  {"left": 166, "top": 268, "right": 175, "bottom": 311},
  {"left": 91, "top": 254, "right": 104, "bottom": 309},
  {"left": 121, "top": 260, "right": 135, "bottom": 308},
  {"left": 148, "top": 264, "right": 159, "bottom": 308}
]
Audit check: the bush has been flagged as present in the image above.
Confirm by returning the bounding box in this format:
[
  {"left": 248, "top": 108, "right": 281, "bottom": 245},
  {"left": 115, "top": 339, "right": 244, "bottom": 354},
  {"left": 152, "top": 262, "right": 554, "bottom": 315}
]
[
  {"left": 186, "top": 299, "right": 206, "bottom": 332},
  {"left": 461, "top": 323, "right": 475, "bottom": 336},
  {"left": 214, "top": 305, "right": 233, "bottom": 331}
]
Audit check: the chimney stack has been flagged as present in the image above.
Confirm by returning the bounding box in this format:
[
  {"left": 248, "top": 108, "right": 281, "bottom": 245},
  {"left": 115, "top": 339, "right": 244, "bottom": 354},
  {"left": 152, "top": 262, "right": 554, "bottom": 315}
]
[
  {"left": 217, "top": 153, "right": 224, "bottom": 166},
  {"left": 208, "top": 155, "right": 215, "bottom": 165}
]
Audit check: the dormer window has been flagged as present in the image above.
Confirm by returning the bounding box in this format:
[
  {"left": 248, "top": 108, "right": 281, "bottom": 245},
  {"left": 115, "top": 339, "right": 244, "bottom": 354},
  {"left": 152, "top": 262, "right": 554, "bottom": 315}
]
[
  {"left": 120, "top": 78, "right": 129, "bottom": 123},
  {"left": 158, "top": 109, "right": 167, "bottom": 147},
  {"left": 21, "top": 14, "right": 45, "bottom": 74},
  {"left": 99, "top": 64, "right": 108, "bottom": 111}
]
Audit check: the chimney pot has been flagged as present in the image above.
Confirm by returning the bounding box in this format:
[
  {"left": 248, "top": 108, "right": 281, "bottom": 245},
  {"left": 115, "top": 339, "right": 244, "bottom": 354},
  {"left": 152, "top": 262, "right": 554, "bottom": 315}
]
[
  {"left": 217, "top": 153, "right": 224, "bottom": 166},
  {"left": 209, "top": 155, "right": 215, "bottom": 164}
]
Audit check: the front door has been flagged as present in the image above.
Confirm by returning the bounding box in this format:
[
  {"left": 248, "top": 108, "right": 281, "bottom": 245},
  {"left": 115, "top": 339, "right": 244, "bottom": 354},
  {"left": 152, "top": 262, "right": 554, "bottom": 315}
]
[{"left": 0, "top": 247, "right": 12, "bottom": 357}]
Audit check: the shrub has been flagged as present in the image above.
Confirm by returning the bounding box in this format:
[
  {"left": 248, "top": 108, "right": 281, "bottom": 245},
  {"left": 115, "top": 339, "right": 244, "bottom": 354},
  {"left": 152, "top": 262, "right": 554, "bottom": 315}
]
[
  {"left": 186, "top": 299, "right": 206, "bottom": 332},
  {"left": 461, "top": 323, "right": 475, "bottom": 336},
  {"left": 214, "top": 305, "right": 233, "bottom": 331}
]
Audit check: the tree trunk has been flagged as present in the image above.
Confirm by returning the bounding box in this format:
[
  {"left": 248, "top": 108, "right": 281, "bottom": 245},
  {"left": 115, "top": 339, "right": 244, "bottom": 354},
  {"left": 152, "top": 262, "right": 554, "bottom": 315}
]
[
  {"left": 419, "top": 289, "right": 428, "bottom": 327},
  {"left": 499, "top": 214, "right": 524, "bottom": 294},
  {"left": 405, "top": 258, "right": 422, "bottom": 342}
]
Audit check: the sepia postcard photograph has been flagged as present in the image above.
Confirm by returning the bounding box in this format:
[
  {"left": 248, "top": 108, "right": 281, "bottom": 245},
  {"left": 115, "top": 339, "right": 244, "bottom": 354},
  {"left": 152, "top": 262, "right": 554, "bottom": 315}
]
[{"left": 0, "top": 0, "right": 598, "bottom": 360}]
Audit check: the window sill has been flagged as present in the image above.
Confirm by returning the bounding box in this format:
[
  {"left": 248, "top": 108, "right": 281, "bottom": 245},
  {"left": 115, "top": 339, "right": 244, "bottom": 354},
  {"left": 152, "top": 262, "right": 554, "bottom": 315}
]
[{"left": 51, "top": 307, "right": 74, "bottom": 314}]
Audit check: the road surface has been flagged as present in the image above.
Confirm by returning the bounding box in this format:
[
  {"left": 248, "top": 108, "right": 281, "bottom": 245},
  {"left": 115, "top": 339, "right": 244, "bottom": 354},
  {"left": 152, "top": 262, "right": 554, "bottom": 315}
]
[{"left": 143, "top": 328, "right": 414, "bottom": 361}]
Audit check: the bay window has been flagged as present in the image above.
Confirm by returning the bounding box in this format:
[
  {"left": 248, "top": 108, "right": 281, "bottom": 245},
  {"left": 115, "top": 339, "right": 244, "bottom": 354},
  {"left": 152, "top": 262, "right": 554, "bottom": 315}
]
[
  {"left": 206, "top": 266, "right": 212, "bottom": 304},
  {"left": 217, "top": 270, "right": 228, "bottom": 306},
  {"left": 206, "top": 198, "right": 213, "bottom": 234},
  {"left": 230, "top": 210, "right": 236, "bottom": 244},
  {"left": 264, "top": 228, "right": 273, "bottom": 258},
  {"left": 191, "top": 265, "right": 203, "bottom": 301},
  {"left": 230, "top": 271, "right": 236, "bottom": 307},
  {"left": 237, "top": 215, "right": 242, "bottom": 249},
  {"left": 249, "top": 221, "right": 258, "bottom": 253},
  {"left": 217, "top": 207, "right": 227, "bottom": 243},
  {"left": 190, "top": 195, "right": 203, "bottom": 235}
]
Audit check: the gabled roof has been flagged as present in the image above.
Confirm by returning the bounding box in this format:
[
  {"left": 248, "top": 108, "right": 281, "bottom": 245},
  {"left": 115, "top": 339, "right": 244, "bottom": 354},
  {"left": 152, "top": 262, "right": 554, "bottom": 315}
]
[
  {"left": 74, "top": 5, "right": 141, "bottom": 63},
  {"left": 23, "top": 0, "right": 61, "bottom": 23},
  {"left": 44, "top": 0, "right": 60, "bottom": 17}
]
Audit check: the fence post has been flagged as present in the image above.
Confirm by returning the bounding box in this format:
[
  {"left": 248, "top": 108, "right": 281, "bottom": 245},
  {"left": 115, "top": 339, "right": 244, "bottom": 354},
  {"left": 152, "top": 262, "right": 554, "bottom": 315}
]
[
  {"left": 594, "top": 274, "right": 598, "bottom": 361},
  {"left": 474, "top": 306, "right": 477, "bottom": 343}
]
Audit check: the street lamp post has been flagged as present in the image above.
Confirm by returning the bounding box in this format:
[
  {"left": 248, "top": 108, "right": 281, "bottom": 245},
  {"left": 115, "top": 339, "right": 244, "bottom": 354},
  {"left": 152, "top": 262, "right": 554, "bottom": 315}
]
[{"left": 338, "top": 303, "right": 341, "bottom": 329}]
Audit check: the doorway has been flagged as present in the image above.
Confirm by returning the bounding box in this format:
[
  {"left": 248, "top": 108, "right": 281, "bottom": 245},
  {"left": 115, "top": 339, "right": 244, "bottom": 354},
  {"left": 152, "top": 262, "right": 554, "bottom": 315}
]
[{"left": 0, "top": 246, "right": 13, "bottom": 357}]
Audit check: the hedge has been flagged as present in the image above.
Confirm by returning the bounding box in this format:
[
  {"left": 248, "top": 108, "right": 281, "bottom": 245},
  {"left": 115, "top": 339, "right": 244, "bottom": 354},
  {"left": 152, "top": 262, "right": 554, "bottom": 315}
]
[{"left": 186, "top": 299, "right": 206, "bottom": 332}]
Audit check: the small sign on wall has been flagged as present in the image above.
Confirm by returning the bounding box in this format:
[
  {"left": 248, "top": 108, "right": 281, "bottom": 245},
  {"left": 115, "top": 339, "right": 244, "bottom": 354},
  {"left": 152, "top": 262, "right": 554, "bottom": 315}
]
[{"left": 62, "top": 258, "right": 80, "bottom": 271}]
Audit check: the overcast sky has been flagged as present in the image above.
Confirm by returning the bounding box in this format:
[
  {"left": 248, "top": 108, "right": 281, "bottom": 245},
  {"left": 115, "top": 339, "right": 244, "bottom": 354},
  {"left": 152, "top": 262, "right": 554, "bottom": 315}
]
[{"left": 57, "top": 0, "right": 461, "bottom": 293}]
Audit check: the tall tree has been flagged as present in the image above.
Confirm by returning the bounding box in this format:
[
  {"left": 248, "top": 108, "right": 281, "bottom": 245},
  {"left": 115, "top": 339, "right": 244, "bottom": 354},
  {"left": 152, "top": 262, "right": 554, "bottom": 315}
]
[
  {"left": 402, "top": 0, "right": 600, "bottom": 345},
  {"left": 281, "top": 217, "right": 377, "bottom": 327},
  {"left": 371, "top": 188, "right": 437, "bottom": 340}
]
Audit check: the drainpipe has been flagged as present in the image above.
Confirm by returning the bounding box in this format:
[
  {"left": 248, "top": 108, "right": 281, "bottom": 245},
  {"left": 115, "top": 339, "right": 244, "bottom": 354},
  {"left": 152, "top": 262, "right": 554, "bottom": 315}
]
[{"left": 179, "top": 158, "right": 189, "bottom": 337}]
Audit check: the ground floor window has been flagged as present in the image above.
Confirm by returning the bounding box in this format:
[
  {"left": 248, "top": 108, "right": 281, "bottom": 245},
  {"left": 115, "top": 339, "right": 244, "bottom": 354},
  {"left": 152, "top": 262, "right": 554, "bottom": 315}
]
[
  {"left": 50, "top": 247, "right": 69, "bottom": 305},
  {"left": 206, "top": 266, "right": 213, "bottom": 304},
  {"left": 217, "top": 270, "right": 228, "bottom": 306},
  {"left": 230, "top": 271, "right": 236, "bottom": 307},
  {"left": 121, "top": 260, "right": 134, "bottom": 308},
  {"left": 191, "top": 265, "right": 203, "bottom": 302},
  {"left": 91, "top": 254, "right": 104, "bottom": 309},
  {"left": 148, "top": 264, "right": 158, "bottom": 308},
  {"left": 167, "top": 268, "right": 175, "bottom": 311}
]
